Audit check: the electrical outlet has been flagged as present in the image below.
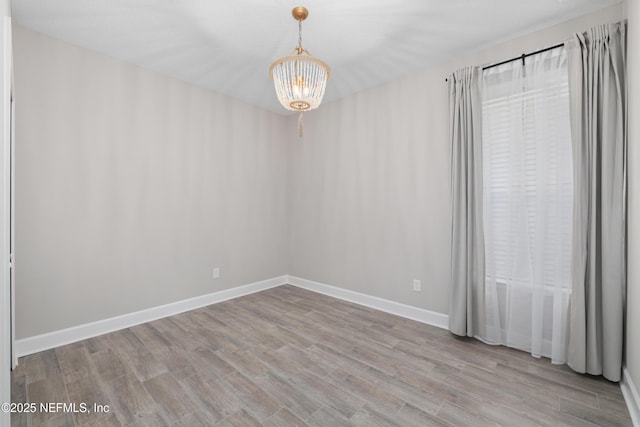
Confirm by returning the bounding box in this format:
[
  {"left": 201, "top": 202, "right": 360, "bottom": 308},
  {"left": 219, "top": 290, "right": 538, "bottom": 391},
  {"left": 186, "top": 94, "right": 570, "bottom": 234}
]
[
  {"left": 413, "top": 279, "right": 421, "bottom": 292},
  {"left": 213, "top": 268, "right": 220, "bottom": 279}
]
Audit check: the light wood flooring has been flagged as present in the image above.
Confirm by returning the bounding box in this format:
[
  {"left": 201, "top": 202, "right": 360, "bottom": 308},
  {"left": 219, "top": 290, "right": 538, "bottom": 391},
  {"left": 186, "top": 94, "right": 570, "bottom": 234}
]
[{"left": 11, "top": 285, "right": 633, "bottom": 426}]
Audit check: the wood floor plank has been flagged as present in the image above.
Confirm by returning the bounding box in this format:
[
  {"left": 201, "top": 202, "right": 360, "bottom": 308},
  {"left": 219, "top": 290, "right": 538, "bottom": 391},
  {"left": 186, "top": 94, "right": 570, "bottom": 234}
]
[
  {"left": 102, "top": 373, "right": 158, "bottom": 425},
  {"left": 126, "top": 412, "right": 170, "bottom": 427},
  {"left": 269, "top": 325, "right": 316, "bottom": 350},
  {"left": 527, "top": 362, "right": 624, "bottom": 399},
  {"left": 560, "top": 400, "right": 634, "bottom": 427},
  {"left": 10, "top": 371, "right": 26, "bottom": 404},
  {"left": 65, "top": 375, "right": 112, "bottom": 425},
  {"left": 253, "top": 372, "right": 324, "bottom": 420},
  {"left": 121, "top": 346, "right": 168, "bottom": 383},
  {"left": 436, "top": 401, "right": 502, "bottom": 427},
  {"left": 306, "top": 344, "right": 387, "bottom": 386},
  {"left": 288, "top": 370, "right": 364, "bottom": 419},
  {"left": 172, "top": 411, "right": 211, "bottom": 427},
  {"left": 153, "top": 345, "right": 197, "bottom": 381},
  {"left": 186, "top": 346, "right": 236, "bottom": 378},
  {"left": 452, "top": 364, "right": 603, "bottom": 427},
  {"left": 254, "top": 348, "right": 306, "bottom": 379},
  {"left": 107, "top": 329, "right": 145, "bottom": 355},
  {"left": 350, "top": 403, "right": 405, "bottom": 427},
  {"left": 26, "top": 374, "right": 69, "bottom": 426},
  {"left": 129, "top": 323, "right": 173, "bottom": 353},
  {"left": 363, "top": 367, "right": 444, "bottom": 415},
  {"left": 79, "top": 412, "right": 122, "bottom": 427},
  {"left": 216, "top": 348, "right": 269, "bottom": 378},
  {"left": 54, "top": 342, "right": 95, "bottom": 385},
  {"left": 344, "top": 345, "right": 399, "bottom": 376},
  {"left": 396, "top": 402, "right": 449, "bottom": 427},
  {"left": 495, "top": 362, "right": 601, "bottom": 408},
  {"left": 291, "top": 323, "right": 356, "bottom": 353},
  {"left": 150, "top": 318, "right": 201, "bottom": 351},
  {"left": 84, "top": 335, "right": 112, "bottom": 354},
  {"left": 275, "top": 345, "right": 332, "bottom": 378},
  {"left": 223, "top": 372, "right": 281, "bottom": 421},
  {"left": 262, "top": 408, "right": 307, "bottom": 427},
  {"left": 20, "top": 349, "right": 61, "bottom": 385},
  {"left": 38, "top": 413, "right": 75, "bottom": 427},
  {"left": 178, "top": 373, "right": 241, "bottom": 421},
  {"left": 10, "top": 373, "right": 27, "bottom": 427},
  {"left": 217, "top": 408, "right": 262, "bottom": 427},
  {"left": 11, "top": 284, "right": 632, "bottom": 426},
  {"left": 143, "top": 372, "right": 198, "bottom": 424},
  {"left": 306, "top": 406, "right": 352, "bottom": 427},
  {"left": 326, "top": 368, "right": 405, "bottom": 414},
  {"left": 598, "top": 392, "right": 635, "bottom": 417},
  {"left": 88, "top": 349, "right": 130, "bottom": 383}
]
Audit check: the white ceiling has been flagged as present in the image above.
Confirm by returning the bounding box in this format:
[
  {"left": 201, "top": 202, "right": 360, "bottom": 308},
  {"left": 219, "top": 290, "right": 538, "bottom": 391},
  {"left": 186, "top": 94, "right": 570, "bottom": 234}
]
[{"left": 12, "top": 0, "right": 621, "bottom": 114}]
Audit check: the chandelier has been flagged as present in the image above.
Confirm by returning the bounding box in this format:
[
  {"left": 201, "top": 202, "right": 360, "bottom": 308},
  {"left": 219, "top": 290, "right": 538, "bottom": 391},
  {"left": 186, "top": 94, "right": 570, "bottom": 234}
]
[{"left": 270, "top": 7, "right": 330, "bottom": 134}]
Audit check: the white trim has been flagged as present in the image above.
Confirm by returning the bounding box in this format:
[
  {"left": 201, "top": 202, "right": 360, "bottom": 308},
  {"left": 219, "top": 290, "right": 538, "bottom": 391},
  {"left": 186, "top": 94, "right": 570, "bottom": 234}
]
[
  {"left": 286, "top": 275, "right": 449, "bottom": 330},
  {"left": 15, "top": 274, "right": 450, "bottom": 358},
  {"left": 622, "top": 366, "right": 640, "bottom": 427},
  {"left": 15, "top": 275, "right": 287, "bottom": 357},
  {"left": 0, "top": 14, "right": 10, "bottom": 427},
  {"left": 9, "top": 56, "right": 13, "bottom": 370}
]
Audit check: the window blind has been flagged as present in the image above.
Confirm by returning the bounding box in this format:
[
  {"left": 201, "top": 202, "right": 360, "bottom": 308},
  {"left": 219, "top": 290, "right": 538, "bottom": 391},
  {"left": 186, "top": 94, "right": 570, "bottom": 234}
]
[{"left": 481, "top": 47, "right": 573, "bottom": 362}]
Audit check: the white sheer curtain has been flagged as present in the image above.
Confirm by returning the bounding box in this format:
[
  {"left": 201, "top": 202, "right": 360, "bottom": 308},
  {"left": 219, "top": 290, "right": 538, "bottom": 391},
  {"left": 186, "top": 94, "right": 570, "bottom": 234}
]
[{"left": 481, "top": 47, "right": 573, "bottom": 364}]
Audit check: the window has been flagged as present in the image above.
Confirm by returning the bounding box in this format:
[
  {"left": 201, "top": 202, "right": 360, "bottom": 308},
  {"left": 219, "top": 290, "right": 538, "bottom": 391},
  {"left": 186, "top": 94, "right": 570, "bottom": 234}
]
[{"left": 481, "top": 47, "right": 573, "bottom": 363}]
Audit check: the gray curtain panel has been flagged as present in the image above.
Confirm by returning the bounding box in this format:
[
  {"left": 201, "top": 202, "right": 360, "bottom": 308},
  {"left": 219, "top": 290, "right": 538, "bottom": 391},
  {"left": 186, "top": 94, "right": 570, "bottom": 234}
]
[
  {"left": 448, "top": 66, "right": 486, "bottom": 337},
  {"left": 566, "top": 22, "right": 627, "bottom": 382}
]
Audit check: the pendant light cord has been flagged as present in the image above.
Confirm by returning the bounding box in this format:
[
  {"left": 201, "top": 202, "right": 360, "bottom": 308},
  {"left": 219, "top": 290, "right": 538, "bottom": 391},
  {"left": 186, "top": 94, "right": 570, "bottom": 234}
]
[
  {"left": 298, "top": 112, "right": 304, "bottom": 138},
  {"left": 297, "top": 16, "right": 305, "bottom": 136}
]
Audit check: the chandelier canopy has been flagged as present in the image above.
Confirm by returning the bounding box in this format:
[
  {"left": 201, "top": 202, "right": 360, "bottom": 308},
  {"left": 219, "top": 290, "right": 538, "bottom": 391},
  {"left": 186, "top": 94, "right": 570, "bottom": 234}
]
[{"left": 269, "top": 7, "right": 330, "bottom": 112}]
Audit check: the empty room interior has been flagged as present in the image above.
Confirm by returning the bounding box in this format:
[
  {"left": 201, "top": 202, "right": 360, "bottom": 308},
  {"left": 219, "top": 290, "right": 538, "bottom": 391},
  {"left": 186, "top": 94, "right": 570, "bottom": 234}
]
[{"left": 1, "top": 0, "right": 640, "bottom": 426}]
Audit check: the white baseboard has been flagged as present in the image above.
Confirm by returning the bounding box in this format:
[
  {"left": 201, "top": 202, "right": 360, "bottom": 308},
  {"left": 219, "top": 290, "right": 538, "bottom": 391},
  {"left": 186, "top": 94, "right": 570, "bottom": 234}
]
[
  {"left": 16, "top": 274, "right": 449, "bottom": 358},
  {"left": 15, "top": 275, "right": 288, "bottom": 358},
  {"left": 15, "top": 273, "right": 639, "bottom": 425},
  {"left": 622, "top": 366, "right": 640, "bottom": 427},
  {"left": 286, "top": 275, "right": 449, "bottom": 330}
]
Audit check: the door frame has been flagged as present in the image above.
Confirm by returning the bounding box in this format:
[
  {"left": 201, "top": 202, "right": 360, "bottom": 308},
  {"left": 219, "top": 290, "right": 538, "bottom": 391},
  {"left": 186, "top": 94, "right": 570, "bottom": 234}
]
[{"left": 0, "top": 13, "right": 12, "bottom": 427}]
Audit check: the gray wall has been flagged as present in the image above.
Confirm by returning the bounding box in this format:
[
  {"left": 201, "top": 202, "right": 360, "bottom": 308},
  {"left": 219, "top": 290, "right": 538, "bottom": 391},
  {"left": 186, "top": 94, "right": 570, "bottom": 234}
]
[
  {"left": 626, "top": 0, "right": 640, "bottom": 398},
  {"left": 288, "top": 4, "right": 625, "bottom": 315},
  {"left": 13, "top": 25, "right": 290, "bottom": 339},
  {"left": 13, "top": 3, "right": 628, "bottom": 342}
]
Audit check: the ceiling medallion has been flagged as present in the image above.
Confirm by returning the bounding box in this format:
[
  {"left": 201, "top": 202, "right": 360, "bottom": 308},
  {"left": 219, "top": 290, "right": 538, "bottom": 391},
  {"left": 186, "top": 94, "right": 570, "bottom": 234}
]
[{"left": 269, "top": 6, "right": 330, "bottom": 136}]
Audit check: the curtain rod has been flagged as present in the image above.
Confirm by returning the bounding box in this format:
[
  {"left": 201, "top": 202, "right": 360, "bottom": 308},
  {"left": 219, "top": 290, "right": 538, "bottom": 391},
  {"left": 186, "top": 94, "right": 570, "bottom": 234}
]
[
  {"left": 483, "top": 42, "right": 564, "bottom": 71},
  {"left": 445, "top": 42, "right": 564, "bottom": 82}
]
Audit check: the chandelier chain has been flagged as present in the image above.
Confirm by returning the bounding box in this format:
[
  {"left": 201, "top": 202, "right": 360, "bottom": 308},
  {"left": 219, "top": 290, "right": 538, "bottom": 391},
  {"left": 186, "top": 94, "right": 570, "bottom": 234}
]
[{"left": 298, "top": 19, "right": 303, "bottom": 52}]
